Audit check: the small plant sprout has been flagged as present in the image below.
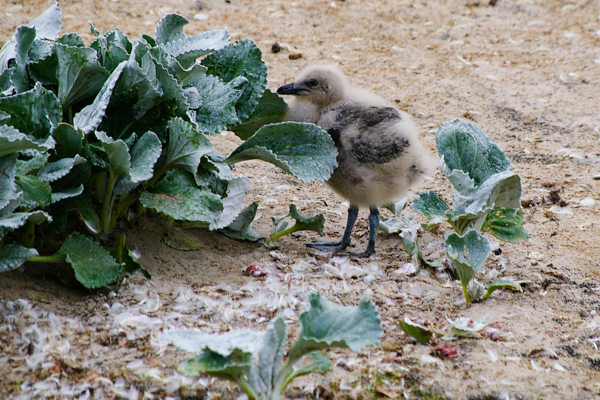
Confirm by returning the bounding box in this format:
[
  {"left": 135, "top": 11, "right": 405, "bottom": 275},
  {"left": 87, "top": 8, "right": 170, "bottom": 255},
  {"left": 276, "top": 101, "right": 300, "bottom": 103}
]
[
  {"left": 411, "top": 119, "right": 528, "bottom": 303},
  {"left": 166, "top": 293, "right": 383, "bottom": 400},
  {"left": 269, "top": 205, "right": 325, "bottom": 243},
  {"left": 398, "top": 314, "right": 488, "bottom": 343}
]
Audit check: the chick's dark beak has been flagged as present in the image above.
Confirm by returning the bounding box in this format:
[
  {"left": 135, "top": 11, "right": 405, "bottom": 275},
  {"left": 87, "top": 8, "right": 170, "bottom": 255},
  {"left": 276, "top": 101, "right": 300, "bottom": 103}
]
[{"left": 277, "top": 82, "right": 304, "bottom": 95}]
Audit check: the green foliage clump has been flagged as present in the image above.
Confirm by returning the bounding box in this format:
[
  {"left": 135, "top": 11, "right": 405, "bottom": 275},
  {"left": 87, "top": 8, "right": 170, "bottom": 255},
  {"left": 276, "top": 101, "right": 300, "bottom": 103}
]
[{"left": 0, "top": 3, "right": 338, "bottom": 288}]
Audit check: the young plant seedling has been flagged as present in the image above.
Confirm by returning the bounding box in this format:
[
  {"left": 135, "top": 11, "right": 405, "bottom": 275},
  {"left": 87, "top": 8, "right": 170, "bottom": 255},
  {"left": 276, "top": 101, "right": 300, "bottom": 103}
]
[
  {"left": 166, "top": 293, "right": 382, "bottom": 400},
  {"left": 269, "top": 204, "right": 326, "bottom": 243},
  {"left": 411, "top": 119, "right": 527, "bottom": 303}
]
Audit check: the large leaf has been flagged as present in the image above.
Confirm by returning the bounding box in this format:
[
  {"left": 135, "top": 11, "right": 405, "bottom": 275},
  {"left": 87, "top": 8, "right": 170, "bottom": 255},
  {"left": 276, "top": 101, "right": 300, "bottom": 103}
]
[
  {"left": 0, "top": 210, "right": 50, "bottom": 239},
  {"left": 209, "top": 176, "right": 251, "bottom": 230},
  {"left": 140, "top": 169, "right": 223, "bottom": 225},
  {"left": 436, "top": 119, "right": 512, "bottom": 187},
  {"left": 230, "top": 89, "right": 288, "bottom": 140},
  {"left": 444, "top": 230, "right": 491, "bottom": 303},
  {"left": 56, "top": 232, "right": 122, "bottom": 288},
  {"left": 256, "top": 318, "right": 287, "bottom": 398},
  {"left": 154, "top": 118, "right": 213, "bottom": 178},
  {"left": 190, "top": 74, "right": 248, "bottom": 134},
  {"left": 0, "top": 154, "right": 20, "bottom": 211},
  {"left": 73, "top": 61, "right": 126, "bottom": 134},
  {"left": 114, "top": 130, "right": 161, "bottom": 195},
  {"left": 0, "top": 245, "right": 39, "bottom": 273},
  {"left": 37, "top": 155, "right": 86, "bottom": 183},
  {"left": 167, "top": 328, "right": 264, "bottom": 356},
  {"left": 15, "top": 175, "right": 52, "bottom": 209},
  {"left": 0, "top": 2, "right": 62, "bottom": 72},
  {"left": 202, "top": 39, "right": 267, "bottom": 121},
  {"left": 226, "top": 122, "right": 338, "bottom": 183},
  {"left": 0, "top": 82, "right": 62, "bottom": 139},
  {"left": 95, "top": 131, "right": 130, "bottom": 177},
  {"left": 289, "top": 293, "right": 382, "bottom": 359},
  {"left": 89, "top": 27, "right": 132, "bottom": 73},
  {"left": 155, "top": 15, "right": 230, "bottom": 69},
  {"left": 0, "top": 125, "right": 55, "bottom": 156},
  {"left": 54, "top": 43, "right": 110, "bottom": 109}
]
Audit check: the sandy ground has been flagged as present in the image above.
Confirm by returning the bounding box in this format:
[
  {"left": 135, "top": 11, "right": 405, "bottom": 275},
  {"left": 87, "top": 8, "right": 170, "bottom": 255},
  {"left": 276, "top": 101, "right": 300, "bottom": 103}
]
[{"left": 1, "top": 0, "right": 600, "bottom": 399}]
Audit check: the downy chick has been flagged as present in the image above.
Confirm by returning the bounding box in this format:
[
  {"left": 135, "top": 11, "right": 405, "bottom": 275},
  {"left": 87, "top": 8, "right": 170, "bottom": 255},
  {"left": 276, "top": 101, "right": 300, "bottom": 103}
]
[{"left": 277, "top": 65, "right": 433, "bottom": 257}]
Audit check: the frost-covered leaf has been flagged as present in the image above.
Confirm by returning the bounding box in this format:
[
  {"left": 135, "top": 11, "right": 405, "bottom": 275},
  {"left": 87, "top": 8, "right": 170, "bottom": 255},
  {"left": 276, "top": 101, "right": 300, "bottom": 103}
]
[
  {"left": 226, "top": 122, "right": 337, "bottom": 183},
  {"left": 436, "top": 119, "right": 512, "bottom": 187},
  {"left": 0, "top": 154, "right": 20, "bottom": 211},
  {"left": 398, "top": 317, "right": 433, "bottom": 344},
  {"left": 379, "top": 217, "right": 404, "bottom": 234},
  {"left": 290, "top": 293, "right": 382, "bottom": 358},
  {"left": 54, "top": 43, "right": 110, "bottom": 109},
  {"left": 0, "top": 2, "right": 61, "bottom": 72},
  {"left": 0, "top": 125, "right": 55, "bottom": 156},
  {"left": 383, "top": 195, "right": 410, "bottom": 217},
  {"left": 51, "top": 184, "right": 84, "bottom": 204},
  {"left": 0, "top": 82, "right": 61, "bottom": 139},
  {"left": 110, "top": 234, "right": 150, "bottom": 279},
  {"left": 411, "top": 190, "right": 451, "bottom": 229},
  {"left": 57, "top": 232, "right": 122, "bottom": 288},
  {"left": 0, "top": 245, "right": 38, "bottom": 273},
  {"left": 0, "top": 211, "right": 50, "bottom": 239},
  {"left": 17, "top": 153, "right": 48, "bottom": 175},
  {"left": 210, "top": 176, "right": 251, "bottom": 230},
  {"left": 230, "top": 89, "right": 288, "bottom": 140},
  {"left": 73, "top": 61, "right": 126, "bottom": 134},
  {"left": 190, "top": 74, "right": 247, "bottom": 134},
  {"left": 482, "top": 278, "right": 523, "bottom": 300},
  {"left": 15, "top": 175, "right": 52, "bottom": 209},
  {"left": 203, "top": 39, "right": 267, "bottom": 121},
  {"left": 155, "top": 118, "right": 213, "bottom": 179},
  {"left": 167, "top": 328, "right": 264, "bottom": 356},
  {"left": 157, "top": 17, "right": 229, "bottom": 69},
  {"left": 270, "top": 204, "right": 325, "bottom": 242},
  {"left": 114, "top": 130, "right": 161, "bottom": 195},
  {"left": 95, "top": 131, "right": 130, "bottom": 177},
  {"left": 140, "top": 170, "right": 223, "bottom": 225},
  {"left": 445, "top": 231, "right": 491, "bottom": 303},
  {"left": 258, "top": 317, "right": 287, "bottom": 397},
  {"left": 482, "top": 207, "right": 529, "bottom": 242},
  {"left": 220, "top": 202, "right": 263, "bottom": 242},
  {"left": 37, "top": 155, "right": 86, "bottom": 183},
  {"left": 89, "top": 27, "right": 132, "bottom": 72}
]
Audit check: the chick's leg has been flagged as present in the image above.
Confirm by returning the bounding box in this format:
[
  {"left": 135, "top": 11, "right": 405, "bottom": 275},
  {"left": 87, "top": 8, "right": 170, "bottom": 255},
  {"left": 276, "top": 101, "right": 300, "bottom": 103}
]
[{"left": 307, "top": 205, "right": 358, "bottom": 253}]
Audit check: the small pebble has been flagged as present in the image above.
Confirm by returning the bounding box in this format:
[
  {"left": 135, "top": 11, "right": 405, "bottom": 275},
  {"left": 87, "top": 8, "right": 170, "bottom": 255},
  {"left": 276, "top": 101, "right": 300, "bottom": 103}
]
[{"left": 193, "top": 13, "right": 208, "bottom": 21}]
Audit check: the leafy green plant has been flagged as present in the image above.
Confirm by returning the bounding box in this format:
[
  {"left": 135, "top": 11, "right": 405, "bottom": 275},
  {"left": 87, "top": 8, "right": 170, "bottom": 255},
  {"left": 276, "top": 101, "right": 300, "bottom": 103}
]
[
  {"left": 411, "top": 119, "right": 527, "bottom": 303},
  {"left": 0, "top": 3, "right": 337, "bottom": 287},
  {"left": 166, "top": 293, "right": 382, "bottom": 400}
]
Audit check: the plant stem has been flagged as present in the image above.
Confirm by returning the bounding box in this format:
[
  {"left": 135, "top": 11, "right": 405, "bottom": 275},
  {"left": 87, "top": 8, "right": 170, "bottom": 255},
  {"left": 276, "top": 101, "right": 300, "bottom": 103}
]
[
  {"left": 271, "top": 345, "right": 304, "bottom": 399},
  {"left": 269, "top": 226, "right": 299, "bottom": 243},
  {"left": 28, "top": 253, "right": 67, "bottom": 264},
  {"left": 235, "top": 376, "right": 261, "bottom": 400},
  {"left": 462, "top": 282, "right": 472, "bottom": 304},
  {"left": 100, "top": 169, "right": 117, "bottom": 233}
]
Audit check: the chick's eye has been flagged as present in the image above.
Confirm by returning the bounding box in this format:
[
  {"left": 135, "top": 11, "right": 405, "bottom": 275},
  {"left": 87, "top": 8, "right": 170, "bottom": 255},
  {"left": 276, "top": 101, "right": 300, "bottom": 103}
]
[{"left": 307, "top": 79, "right": 319, "bottom": 87}]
